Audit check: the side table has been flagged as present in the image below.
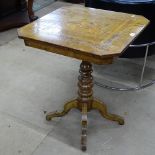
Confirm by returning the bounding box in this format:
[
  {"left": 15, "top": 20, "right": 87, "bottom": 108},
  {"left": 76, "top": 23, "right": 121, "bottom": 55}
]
[{"left": 18, "top": 5, "right": 149, "bottom": 151}]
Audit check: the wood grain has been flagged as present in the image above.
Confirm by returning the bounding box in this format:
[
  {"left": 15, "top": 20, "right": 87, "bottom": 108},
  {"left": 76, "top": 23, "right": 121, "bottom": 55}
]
[
  {"left": 18, "top": 6, "right": 149, "bottom": 151},
  {"left": 18, "top": 5, "right": 149, "bottom": 64}
]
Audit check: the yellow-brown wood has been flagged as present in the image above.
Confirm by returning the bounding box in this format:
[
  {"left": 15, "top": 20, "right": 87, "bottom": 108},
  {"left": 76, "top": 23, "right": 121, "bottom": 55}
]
[
  {"left": 92, "top": 99, "right": 124, "bottom": 125},
  {"left": 18, "top": 6, "right": 149, "bottom": 151},
  {"left": 46, "top": 61, "right": 124, "bottom": 151},
  {"left": 81, "top": 103, "right": 88, "bottom": 151},
  {"left": 24, "top": 39, "right": 113, "bottom": 65},
  {"left": 45, "top": 98, "right": 124, "bottom": 124},
  {"left": 46, "top": 99, "right": 78, "bottom": 121},
  {"left": 18, "top": 5, "right": 149, "bottom": 64}
]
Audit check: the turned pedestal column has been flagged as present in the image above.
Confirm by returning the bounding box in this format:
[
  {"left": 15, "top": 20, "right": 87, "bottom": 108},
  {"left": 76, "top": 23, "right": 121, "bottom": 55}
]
[
  {"left": 46, "top": 61, "right": 124, "bottom": 151},
  {"left": 18, "top": 5, "right": 149, "bottom": 151}
]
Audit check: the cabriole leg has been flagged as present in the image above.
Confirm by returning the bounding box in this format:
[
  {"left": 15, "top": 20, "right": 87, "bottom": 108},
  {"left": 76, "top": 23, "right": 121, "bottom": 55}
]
[
  {"left": 92, "top": 99, "right": 124, "bottom": 125},
  {"left": 46, "top": 99, "right": 78, "bottom": 121},
  {"left": 81, "top": 103, "right": 88, "bottom": 151}
]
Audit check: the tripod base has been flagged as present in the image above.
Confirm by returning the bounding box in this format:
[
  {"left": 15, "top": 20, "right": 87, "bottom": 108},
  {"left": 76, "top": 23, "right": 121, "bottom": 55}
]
[
  {"left": 46, "top": 99, "right": 124, "bottom": 125},
  {"left": 46, "top": 61, "right": 124, "bottom": 151},
  {"left": 46, "top": 99, "right": 124, "bottom": 151}
]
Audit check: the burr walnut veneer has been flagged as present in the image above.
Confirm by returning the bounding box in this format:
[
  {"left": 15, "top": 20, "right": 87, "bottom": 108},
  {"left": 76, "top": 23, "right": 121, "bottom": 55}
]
[{"left": 18, "top": 5, "right": 149, "bottom": 151}]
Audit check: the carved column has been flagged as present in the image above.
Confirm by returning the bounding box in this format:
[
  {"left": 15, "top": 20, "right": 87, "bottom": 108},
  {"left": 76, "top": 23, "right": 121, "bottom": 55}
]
[
  {"left": 77, "top": 61, "right": 93, "bottom": 151},
  {"left": 77, "top": 61, "right": 93, "bottom": 110}
]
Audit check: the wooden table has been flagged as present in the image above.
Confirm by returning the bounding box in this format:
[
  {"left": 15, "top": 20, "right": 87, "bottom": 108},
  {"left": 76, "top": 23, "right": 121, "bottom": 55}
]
[{"left": 18, "top": 5, "right": 149, "bottom": 151}]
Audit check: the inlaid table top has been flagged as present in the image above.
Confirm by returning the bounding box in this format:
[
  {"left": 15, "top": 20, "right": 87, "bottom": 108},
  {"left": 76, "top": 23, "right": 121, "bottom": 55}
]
[
  {"left": 18, "top": 5, "right": 149, "bottom": 64},
  {"left": 18, "top": 5, "right": 150, "bottom": 151}
]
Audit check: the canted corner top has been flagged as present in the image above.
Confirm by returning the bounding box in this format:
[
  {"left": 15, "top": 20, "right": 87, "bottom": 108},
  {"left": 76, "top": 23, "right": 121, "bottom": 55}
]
[{"left": 18, "top": 5, "right": 149, "bottom": 58}]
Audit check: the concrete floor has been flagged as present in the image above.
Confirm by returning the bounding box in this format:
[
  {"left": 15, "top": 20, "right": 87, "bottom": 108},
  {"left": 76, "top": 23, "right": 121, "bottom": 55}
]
[{"left": 0, "top": 1, "right": 155, "bottom": 155}]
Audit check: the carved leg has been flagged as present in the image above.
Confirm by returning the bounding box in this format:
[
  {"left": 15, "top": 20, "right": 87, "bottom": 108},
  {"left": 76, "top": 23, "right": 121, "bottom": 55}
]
[
  {"left": 46, "top": 99, "right": 78, "bottom": 121},
  {"left": 81, "top": 104, "right": 88, "bottom": 151},
  {"left": 46, "top": 60, "right": 125, "bottom": 151},
  {"left": 27, "top": 0, "right": 38, "bottom": 21},
  {"left": 92, "top": 100, "right": 124, "bottom": 125},
  {"left": 77, "top": 61, "right": 93, "bottom": 151}
]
